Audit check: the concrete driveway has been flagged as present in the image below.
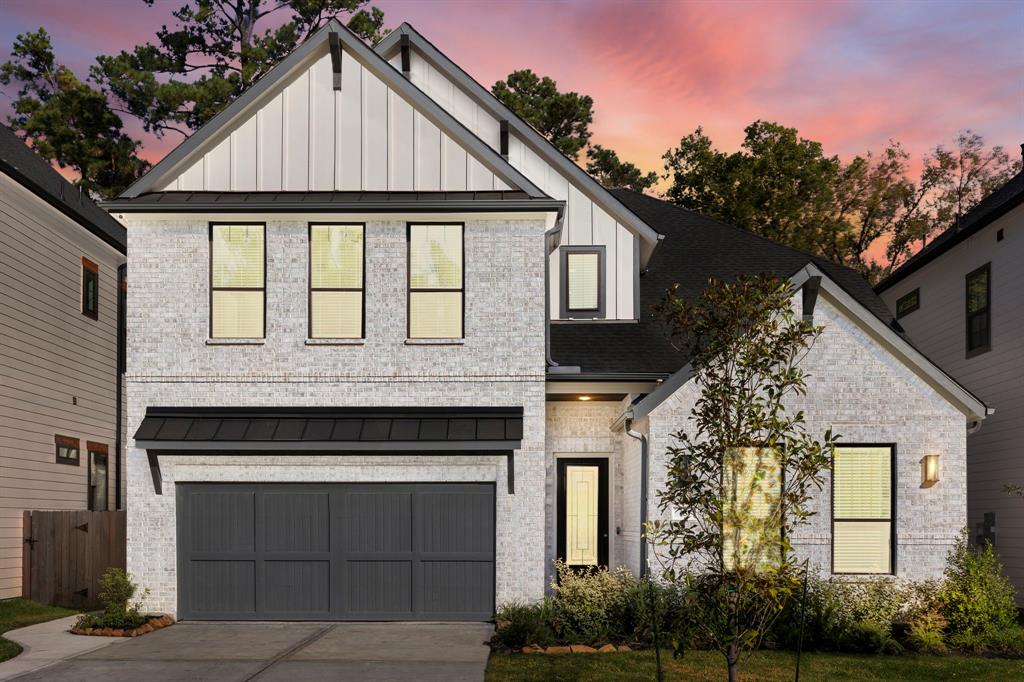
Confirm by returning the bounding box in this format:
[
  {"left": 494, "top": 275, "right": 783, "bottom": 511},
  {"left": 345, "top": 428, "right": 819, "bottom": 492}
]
[{"left": 13, "top": 621, "right": 494, "bottom": 681}]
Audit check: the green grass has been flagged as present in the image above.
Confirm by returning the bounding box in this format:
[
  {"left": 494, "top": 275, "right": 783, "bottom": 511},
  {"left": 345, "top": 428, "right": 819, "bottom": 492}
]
[
  {"left": 0, "top": 598, "right": 79, "bottom": 663},
  {"left": 486, "top": 649, "right": 1024, "bottom": 681}
]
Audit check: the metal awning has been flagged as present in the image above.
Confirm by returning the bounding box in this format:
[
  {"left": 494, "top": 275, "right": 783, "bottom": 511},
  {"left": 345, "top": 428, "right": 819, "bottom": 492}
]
[{"left": 135, "top": 407, "right": 523, "bottom": 495}]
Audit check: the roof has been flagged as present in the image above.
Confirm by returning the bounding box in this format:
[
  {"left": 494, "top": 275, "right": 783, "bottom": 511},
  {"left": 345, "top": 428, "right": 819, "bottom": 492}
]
[
  {"left": 551, "top": 189, "right": 898, "bottom": 375},
  {"left": 0, "top": 124, "right": 126, "bottom": 253},
  {"left": 876, "top": 170, "right": 1024, "bottom": 293},
  {"left": 120, "top": 20, "right": 546, "bottom": 200},
  {"left": 102, "top": 190, "right": 563, "bottom": 215},
  {"left": 375, "top": 23, "right": 662, "bottom": 266}
]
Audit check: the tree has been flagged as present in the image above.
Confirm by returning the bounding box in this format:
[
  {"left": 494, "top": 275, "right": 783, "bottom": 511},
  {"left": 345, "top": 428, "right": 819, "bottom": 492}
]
[
  {"left": 491, "top": 69, "right": 593, "bottom": 159},
  {"left": 0, "top": 29, "right": 149, "bottom": 198},
  {"left": 585, "top": 144, "right": 658, "bottom": 191},
  {"left": 649, "top": 274, "right": 836, "bottom": 682},
  {"left": 91, "top": 0, "right": 388, "bottom": 138}
]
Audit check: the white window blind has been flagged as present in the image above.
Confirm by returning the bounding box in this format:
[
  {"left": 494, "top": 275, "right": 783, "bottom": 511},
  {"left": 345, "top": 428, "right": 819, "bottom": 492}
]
[
  {"left": 310, "top": 224, "right": 363, "bottom": 338},
  {"left": 833, "top": 445, "right": 893, "bottom": 574},
  {"left": 567, "top": 252, "right": 600, "bottom": 311},
  {"left": 409, "top": 224, "right": 463, "bottom": 338},
  {"left": 723, "top": 447, "right": 781, "bottom": 571},
  {"left": 211, "top": 224, "right": 264, "bottom": 338}
]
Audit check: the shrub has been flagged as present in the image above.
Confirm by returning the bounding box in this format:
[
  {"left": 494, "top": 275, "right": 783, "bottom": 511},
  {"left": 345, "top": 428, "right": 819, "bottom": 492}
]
[
  {"left": 905, "top": 611, "right": 948, "bottom": 655},
  {"left": 842, "top": 620, "right": 903, "bottom": 655},
  {"left": 75, "top": 568, "right": 148, "bottom": 630},
  {"left": 939, "top": 533, "right": 1018, "bottom": 637},
  {"left": 493, "top": 601, "right": 555, "bottom": 649},
  {"left": 549, "top": 560, "right": 635, "bottom": 643}
]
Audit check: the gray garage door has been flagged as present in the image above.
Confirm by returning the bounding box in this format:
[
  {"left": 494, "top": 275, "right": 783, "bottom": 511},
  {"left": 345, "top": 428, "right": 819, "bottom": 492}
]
[{"left": 176, "top": 483, "right": 495, "bottom": 621}]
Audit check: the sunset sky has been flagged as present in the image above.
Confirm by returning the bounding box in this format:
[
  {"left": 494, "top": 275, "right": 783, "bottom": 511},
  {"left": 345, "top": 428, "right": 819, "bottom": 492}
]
[{"left": 1, "top": 0, "right": 1021, "bottom": 192}]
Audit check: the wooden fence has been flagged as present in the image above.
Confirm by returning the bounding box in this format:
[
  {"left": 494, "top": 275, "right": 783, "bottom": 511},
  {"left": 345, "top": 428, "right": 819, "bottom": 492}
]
[{"left": 22, "top": 510, "right": 127, "bottom": 608}]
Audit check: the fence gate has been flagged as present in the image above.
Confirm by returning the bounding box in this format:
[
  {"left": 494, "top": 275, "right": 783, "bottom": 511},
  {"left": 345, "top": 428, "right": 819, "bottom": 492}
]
[{"left": 22, "top": 511, "right": 127, "bottom": 608}]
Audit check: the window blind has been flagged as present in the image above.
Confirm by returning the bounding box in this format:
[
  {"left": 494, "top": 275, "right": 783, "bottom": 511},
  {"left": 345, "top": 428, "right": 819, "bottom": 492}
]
[
  {"left": 211, "top": 224, "right": 264, "bottom": 338},
  {"left": 723, "top": 447, "right": 781, "bottom": 571},
  {"left": 833, "top": 445, "right": 892, "bottom": 574},
  {"left": 310, "top": 224, "right": 363, "bottom": 338},
  {"left": 567, "top": 252, "right": 600, "bottom": 311},
  {"left": 409, "top": 224, "right": 463, "bottom": 338}
]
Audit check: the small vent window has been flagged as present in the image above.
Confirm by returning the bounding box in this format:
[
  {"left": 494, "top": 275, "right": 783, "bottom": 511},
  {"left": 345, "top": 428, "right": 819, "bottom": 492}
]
[{"left": 895, "top": 289, "right": 919, "bottom": 319}]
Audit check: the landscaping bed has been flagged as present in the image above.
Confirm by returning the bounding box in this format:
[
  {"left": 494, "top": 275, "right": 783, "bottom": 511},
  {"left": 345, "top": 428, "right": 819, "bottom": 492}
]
[
  {"left": 0, "top": 598, "right": 79, "bottom": 663},
  {"left": 71, "top": 614, "right": 174, "bottom": 638}
]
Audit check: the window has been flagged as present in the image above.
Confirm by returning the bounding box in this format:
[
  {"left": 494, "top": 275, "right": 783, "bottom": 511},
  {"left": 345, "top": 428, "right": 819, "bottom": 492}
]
[
  {"left": 408, "top": 224, "right": 463, "bottom": 338},
  {"left": 723, "top": 447, "right": 781, "bottom": 571},
  {"left": 87, "top": 442, "right": 108, "bottom": 511},
  {"left": 82, "top": 258, "right": 99, "bottom": 319},
  {"left": 309, "top": 224, "right": 364, "bottom": 339},
  {"left": 560, "top": 246, "right": 605, "bottom": 319},
  {"left": 895, "top": 289, "right": 919, "bottom": 319},
  {"left": 966, "top": 263, "right": 990, "bottom": 356},
  {"left": 210, "top": 224, "right": 265, "bottom": 338},
  {"left": 832, "top": 445, "right": 894, "bottom": 574},
  {"left": 55, "top": 435, "right": 80, "bottom": 466}
]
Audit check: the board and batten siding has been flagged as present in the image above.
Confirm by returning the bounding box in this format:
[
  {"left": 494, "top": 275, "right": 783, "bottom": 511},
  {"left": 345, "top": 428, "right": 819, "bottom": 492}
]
[
  {"left": 0, "top": 171, "right": 123, "bottom": 599},
  {"left": 879, "top": 205, "right": 1024, "bottom": 598},
  {"left": 158, "top": 47, "right": 504, "bottom": 195},
  {"left": 391, "top": 51, "right": 638, "bottom": 320}
]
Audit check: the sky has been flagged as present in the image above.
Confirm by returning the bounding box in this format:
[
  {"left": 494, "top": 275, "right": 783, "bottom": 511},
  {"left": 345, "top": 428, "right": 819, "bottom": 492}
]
[{"left": 0, "top": 0, "right": 1021, "bottom": 200}]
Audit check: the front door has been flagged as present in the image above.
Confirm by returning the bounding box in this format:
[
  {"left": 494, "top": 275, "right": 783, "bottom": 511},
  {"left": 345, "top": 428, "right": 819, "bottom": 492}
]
[{"left": 557, "top": 458, "right": 609, "bottom": 569}]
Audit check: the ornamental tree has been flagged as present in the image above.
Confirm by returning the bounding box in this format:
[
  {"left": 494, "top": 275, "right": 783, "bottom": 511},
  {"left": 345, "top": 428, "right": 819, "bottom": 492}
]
[{"left": 649, "top": 274, "right": 837, "bottom": 682}]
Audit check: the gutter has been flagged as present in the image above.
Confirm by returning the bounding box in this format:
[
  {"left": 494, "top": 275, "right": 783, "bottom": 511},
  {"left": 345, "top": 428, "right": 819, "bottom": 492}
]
[{"left": 101, "top": 198, "right": 566, "bottom": 216}]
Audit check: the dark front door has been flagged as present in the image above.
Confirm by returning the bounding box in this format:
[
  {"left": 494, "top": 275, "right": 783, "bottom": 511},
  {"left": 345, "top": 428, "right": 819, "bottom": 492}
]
[
  {"left": 176, "top": 482, "right": 495, "bottom": 621},
  {"left": 557, "top": 458, "right": 609, "bottom": 569}
]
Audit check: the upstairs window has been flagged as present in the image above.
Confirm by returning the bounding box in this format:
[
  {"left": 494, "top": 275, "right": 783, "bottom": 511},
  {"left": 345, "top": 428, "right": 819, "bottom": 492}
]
[
  {"left": 895, "top": 288, "right": 919, "bottom": 319},
  {"left": 560, "top": 246, "right": 605, "bottom": 319},
  {"left": 309, "top": 224, "right": 364, "bottom": 339},
  {"left": 55, "top": 435, "right": 80, "bottom": 466},
  {"left": 833, "top": 445, "right": 894, "bottom": 575},
  {"left": 210, "top": 224, "right": 265, "bottom": 339},
  {"left": 82, "top": 257, "right": 99, "bottom": 319},
  {"left": 408, "top": 224, "right": 463, "bottom": 339},
  {"left": 966, "top": 263, "right": 990, "bottom": 356}
]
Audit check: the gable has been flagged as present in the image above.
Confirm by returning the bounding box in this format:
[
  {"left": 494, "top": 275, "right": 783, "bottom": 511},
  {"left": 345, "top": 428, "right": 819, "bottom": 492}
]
[{"left": 123, "top": 22, "right": 545, "bottom": 197}]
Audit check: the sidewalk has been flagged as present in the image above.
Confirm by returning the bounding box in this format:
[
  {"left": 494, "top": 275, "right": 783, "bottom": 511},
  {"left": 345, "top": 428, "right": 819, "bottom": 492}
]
[{"left": 0, "top": 615, "right": 126, "bottom": 681}]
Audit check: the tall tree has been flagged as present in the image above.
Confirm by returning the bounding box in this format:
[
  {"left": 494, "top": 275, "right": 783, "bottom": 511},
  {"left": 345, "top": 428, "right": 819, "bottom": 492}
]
[
  {"left": 491, "top": 69, "right": 593, "bottom": 159},
  {"left": 91, "top": 0, "right": 388, "bottom": 138},
  {"left": 585, "top": 144, "right": 658, "bottom": 191},
  {"left": 0, "top": 29, "right": 149, "bottom": 198}
]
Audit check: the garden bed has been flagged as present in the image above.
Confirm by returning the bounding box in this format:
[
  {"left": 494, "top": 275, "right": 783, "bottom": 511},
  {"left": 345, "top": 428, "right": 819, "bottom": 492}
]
[{"left": 71, "top": 614, "right": 174, "bottom": 638}]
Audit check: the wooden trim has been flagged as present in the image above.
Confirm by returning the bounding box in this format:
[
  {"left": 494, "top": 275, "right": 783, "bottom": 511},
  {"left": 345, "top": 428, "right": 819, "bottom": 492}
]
[
  {"left": 55, "top": 435, "right": 80, "bottom": 448},
  {"left": 86, "top": 441, "right": 109, "bottom": 455},
  {"left": 81, "top": 257, "right": 98, "bottom": 273}
]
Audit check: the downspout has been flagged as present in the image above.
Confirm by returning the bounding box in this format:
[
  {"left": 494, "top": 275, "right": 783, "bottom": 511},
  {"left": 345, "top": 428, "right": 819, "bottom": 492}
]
[
  {"left": 625, "top": 416, "right": 649, "bottom": 578},
  {"left": 115, "top": 264, "right": 126, "bottom": 510},
  {"left": 544, "top": 218, "right": 564, "bottom": 368}
]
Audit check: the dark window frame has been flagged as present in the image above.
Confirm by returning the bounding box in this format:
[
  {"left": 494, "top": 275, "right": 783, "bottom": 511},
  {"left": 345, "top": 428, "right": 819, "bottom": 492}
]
[
  {"left": 209, "top": 222, "right": 267, "bottom": 340},
  {"left": 895, "top": 288, "right": 920, "bottom": 319},
  {"left": 81, "top": 257, "right": 99, "bottom": 320},
  {"left": 308, "top": 222, "right": 366, "bottom": 339},
  {"left": 86, "top": 442, "right": 109, "bottom": 511},
  {"left": 55, "top": 434, "right": 80, "bottom": 466},
  {"left": 965, "top": 263, "right": 991, "bottom": 358},
  {"left": 406, "top": 222, "right": 465, "bottom": 339},
  {"left": 559, "top": 245, "right": 606, "bottom": 319},
  {"left": 830, "top": 443, "right": 897, "bottom": 576}
]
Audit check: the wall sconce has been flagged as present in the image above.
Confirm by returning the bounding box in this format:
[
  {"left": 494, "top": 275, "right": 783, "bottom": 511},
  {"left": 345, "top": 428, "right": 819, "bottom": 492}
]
[{"left": 921, "top": 454, "right": 940, "bottom": 487}]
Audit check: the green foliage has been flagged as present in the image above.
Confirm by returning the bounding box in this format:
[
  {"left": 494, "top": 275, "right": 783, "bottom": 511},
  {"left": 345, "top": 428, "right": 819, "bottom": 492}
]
[
  {"left": 939, "top": 533, "right": 1018, "bottom": 637},
  {"left": 549, "top": 560, "right": 634, "bottom": 643},
  {"left": 75, "top": 568, "right": 148, "bottom": 630},
  {"left": 92, "top": 1, "right": 388, "bottom": 137},
  {"left": 905, "top": 611, "right": 948, "bottom": 655},
  {"left": 0, "top": 28, "right": 149, "bottom": 198},
  {"left": 491, "top": 69, "right": 593, "bottom": 159},
  {"left": 585, "top": 145, "right": 658, "bottom": 191},
  {"left": 493, "top": 601, "right": 555, "bottom": 649},
  {"left": 842, "top": 620, "right": 903, "bottom": 655}
]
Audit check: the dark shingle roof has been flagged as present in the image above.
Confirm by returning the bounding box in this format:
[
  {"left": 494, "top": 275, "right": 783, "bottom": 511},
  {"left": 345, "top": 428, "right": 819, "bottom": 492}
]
[
  {"left": 0, "top": 124, "right": 126, "bottom": 253},
  {"left": 550, "top": 189, "right": 899, "bottom": 375},
  {"left": 875, "top": 170, "right": 1024, "bottom": 293}
]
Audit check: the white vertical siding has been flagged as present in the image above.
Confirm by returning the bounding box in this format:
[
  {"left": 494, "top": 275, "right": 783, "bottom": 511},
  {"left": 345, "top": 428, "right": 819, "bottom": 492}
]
[
  {"left": 257, "top": 94, "right": 283, "bottom": 191},
  {"left": 283, "top": 68, "right": 310, "bottom": 191},
  {"left": 231, "top": 116, "right": 257, "bottom": 190},
  {"left": 336, "top": 50, "right": 362, "bottom": 191},
  {"left": 388, "top": 90, "right": 414, "bottom": 191},
  {"left": 309, "top": 53, "right": 335, "bottom": 191}
]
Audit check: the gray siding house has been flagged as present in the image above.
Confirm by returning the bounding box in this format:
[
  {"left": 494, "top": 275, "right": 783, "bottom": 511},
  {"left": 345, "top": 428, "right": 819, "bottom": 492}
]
[
  {"left": 0, "top": 124, "right": 127, "bottom": 599},
  {"left": 878, "top": 168, "right": 1024, "bottom": 598},
  {"left": 103, "top": 21, "right": 988, "bottom": 621}
]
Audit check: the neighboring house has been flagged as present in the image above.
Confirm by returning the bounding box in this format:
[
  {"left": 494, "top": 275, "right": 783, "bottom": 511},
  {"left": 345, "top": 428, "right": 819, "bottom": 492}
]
[
  {"left": 0, "top": 124, "right": 127, "bottom": 600},
  {"left": 102, "top": 21, "right": 987, "bottom": 621},
  {"left": 877, "top": 167, "right": 1024, "bottom": 597}
]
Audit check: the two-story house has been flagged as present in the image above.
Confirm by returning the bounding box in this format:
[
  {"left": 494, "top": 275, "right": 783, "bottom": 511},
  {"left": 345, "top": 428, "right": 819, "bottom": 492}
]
[
  {"left": 103, "top": 21, "right": 988, "bottom": 621},
  {"left": 0, "top": 124, "right": 127, "bottom": 599},
  {"left": 878, "top": 166, "right": 1024, "bottom": 597}
]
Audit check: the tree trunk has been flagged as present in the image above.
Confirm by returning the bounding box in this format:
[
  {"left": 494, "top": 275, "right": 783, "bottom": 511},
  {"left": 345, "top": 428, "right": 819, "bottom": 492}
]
[{"left": 727, "top": 643, "right": 740, "bottom": 682}]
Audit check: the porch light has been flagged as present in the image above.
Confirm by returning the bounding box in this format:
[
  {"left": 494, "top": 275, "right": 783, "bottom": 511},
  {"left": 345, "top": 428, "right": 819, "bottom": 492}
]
[
  {"left": 922, "top": 454, "right": 940, "bottom": 487},
  {"left": 577, "top": 395, "right": 592, "bottom": 401}
]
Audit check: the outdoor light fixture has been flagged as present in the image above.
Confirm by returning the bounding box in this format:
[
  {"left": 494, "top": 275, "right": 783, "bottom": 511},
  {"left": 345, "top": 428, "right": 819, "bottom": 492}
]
[
  {"left": 922, "top": 454, "right": 940, "bottom": 487},
  {"left": 577, "top": 395, "right": 592, "bottom": 401}
]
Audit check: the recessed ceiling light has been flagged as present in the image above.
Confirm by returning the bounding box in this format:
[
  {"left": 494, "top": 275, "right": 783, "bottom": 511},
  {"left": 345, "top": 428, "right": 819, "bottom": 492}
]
[{"left": 578, "top": 395, "right": 592, "bottom": 401}]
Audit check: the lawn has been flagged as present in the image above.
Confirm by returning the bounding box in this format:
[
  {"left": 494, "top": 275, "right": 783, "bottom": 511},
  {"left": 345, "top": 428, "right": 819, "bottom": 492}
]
[
  {"left": 486, "top": 649, "right": 1024, "bottom": 681},
  {"left": 0, "top": 598, "right": 78, "bottom": 663}
]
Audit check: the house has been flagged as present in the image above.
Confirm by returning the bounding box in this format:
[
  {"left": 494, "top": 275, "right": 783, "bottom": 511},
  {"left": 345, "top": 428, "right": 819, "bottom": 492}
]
[
  {"left": 102, "top": 21, "right": 987, "bottom": 621},
  {"left": 0, "top": 124, "right": 127, "bottom": 600},
  {"left": 877, "top": 166, "right": 1024, "bottom": 597}
]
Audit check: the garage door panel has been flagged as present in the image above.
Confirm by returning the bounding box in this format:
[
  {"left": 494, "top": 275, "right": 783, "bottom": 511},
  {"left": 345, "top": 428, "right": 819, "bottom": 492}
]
[
  {"left": 262, "top": 491, "right": 330, "bottom": 553},
  {"left": 420, "top": 560, "right": 494, "bottom": 615},
  {"left": 346, "top": 560, "right": 413, "bottom": 615},
  {"left": 419, "top": 490, "right": 495, "bottom": 554},
  {"left": 187, "top": 491, "right": 255, "bottom": 553},
  {"left": 342, "top": 491, "right": 412, "bottom": 553},
  {"left": 263, "top": 561, "right": 330, "bottom": 615},
  {"left": 188, "top": 561, "right": 255, "bottom": 616}
]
